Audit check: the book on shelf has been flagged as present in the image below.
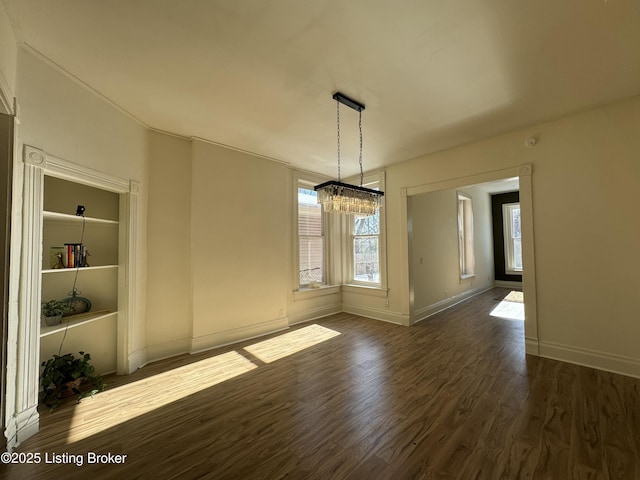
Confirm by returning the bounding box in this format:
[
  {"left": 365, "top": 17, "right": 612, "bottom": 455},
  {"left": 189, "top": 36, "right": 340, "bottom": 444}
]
[{"left": 57, "top": 243, "right": 87, "bottom": 268}]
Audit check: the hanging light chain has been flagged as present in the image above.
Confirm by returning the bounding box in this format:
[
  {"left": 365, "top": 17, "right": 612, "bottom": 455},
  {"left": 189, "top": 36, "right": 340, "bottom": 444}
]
[
  {"left": 315, "top": 92, "right": 383, "bottom": 216},
  {"left": 336, "top": 100, "right": 341, "bottom": 182},
  {"left": 359, "top": 109, "right": 363, "bottom": 187}
]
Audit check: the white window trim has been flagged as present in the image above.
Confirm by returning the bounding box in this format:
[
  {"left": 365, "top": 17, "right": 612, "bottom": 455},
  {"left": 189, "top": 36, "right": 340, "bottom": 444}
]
[
  {"left": 341, "top": 284, "right": 388, "bottom": 297},
  {"left": 503, "top": 202, "right": 523, "bottom": 275},
  {"left": 293, "top": 171, "right": 331, "bottom": 291},
  {"left": 293, "top": 284, "right": 341, "bottom": 301},
  {"left": 457, "top": 191, "right": 475, "bottom": 280},
  {"left": 343, "top": 171, "right": 387, "bottom": 291}
]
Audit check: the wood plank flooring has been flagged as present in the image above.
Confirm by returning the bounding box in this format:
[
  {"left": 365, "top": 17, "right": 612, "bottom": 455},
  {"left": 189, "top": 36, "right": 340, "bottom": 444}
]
[{"left": 3, "top": 288, "right": 640, "bottom": 479}]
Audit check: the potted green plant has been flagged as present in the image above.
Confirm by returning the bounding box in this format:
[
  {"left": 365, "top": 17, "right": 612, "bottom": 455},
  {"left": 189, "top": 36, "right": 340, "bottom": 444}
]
[
  {"left": 41, "top": 299, "right": 69, "bottom": 326},
  {"left": 40, "top": 351, "right": 105, "bottom": 409}
]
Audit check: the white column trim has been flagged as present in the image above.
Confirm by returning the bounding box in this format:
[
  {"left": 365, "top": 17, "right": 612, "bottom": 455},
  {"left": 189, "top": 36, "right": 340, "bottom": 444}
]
[
  {"left": 11, "top": 145, "right": 140, "bottom": 447},
  {"left": 14, "top": 155, "right": 44, "bottom": 448},
  {"left": 118, "top": 179, "right": 145, "bottom": 373},
  {"left": 517, "top": 164, "right": 538, "bottom": 348}
]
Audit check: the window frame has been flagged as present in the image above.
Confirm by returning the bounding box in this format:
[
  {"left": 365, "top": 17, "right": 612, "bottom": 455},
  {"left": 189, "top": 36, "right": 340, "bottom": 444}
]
[
  {"left": 293, "top": 172, "right": 329, "bottom": 291},
  {"left": 457, "top": 191, "right": 476, "bottom": 279},
  {"left": 503, "top": 202, "right": 523, "bottom": 275},
  {"left": 345, "top": 171, "right": 387, "bottom": 290}
]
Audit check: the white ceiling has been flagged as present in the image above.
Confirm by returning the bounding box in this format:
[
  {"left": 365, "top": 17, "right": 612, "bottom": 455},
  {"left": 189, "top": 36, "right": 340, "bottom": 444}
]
[
  {"left": 475, "top": 177, "right": 519, "bottom": 195},
  {"left": 4, "top": 0, "right": 640, "bottom": 177}
]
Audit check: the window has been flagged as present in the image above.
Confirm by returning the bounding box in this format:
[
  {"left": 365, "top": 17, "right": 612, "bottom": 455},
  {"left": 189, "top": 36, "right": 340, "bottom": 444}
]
[
  {"left": 352, "top": 210, "right": 380, "bottom": 284},
  {"left": 298, "top": 184, "right": 324, "bottom": 287},
  {"left": 503, "top": 203, "right": 522, "bottom": 274},
  {"left": 457, "top": 192, "right": 475, "bottom": 278},
  {"left": 347, "top": 174, "right": 385, "bottom": 288}
]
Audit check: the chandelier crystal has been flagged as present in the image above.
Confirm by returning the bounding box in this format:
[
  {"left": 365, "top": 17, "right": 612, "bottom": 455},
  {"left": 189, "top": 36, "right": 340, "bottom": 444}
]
[
  {"left": 314, "top": 92, "right": 384, "bottom": 216},
  {"left": 314, "top": 181, "right": 382, "bottom": 215}
]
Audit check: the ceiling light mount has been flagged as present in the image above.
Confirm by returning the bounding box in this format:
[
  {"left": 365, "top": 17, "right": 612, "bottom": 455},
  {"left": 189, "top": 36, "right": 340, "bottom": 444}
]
[
  {"left": 332, "top": 92, "right": 365, "bottom": 113},
  {"left": 314, "top": 91, "right": 384, "bottom": 216}
]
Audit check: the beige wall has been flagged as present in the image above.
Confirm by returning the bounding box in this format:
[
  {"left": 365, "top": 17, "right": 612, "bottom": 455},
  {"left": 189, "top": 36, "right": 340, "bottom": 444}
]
[
  {"left": 190, "top": 139, "right": 290, "bottom": 351},
  {"left": 409, "top": 185, "right": 494, "bottom": 317},
  {"left": 0, "top": 1, "right": 17, "bottom": 112},
  {"left": 529, "top": 99, "right": 639, "bottom": 364},
  {"left": 385, "top": 96, "right": 640, "bottom": 376},
  {"left": 14, "top": 46, "right": 149, "bottom": 364},
  {"left": 16, "top": 48, "right": 148, "bottom": 182},
  {"left": 145, "top": 131, "right": 192, "bottom": 360}
]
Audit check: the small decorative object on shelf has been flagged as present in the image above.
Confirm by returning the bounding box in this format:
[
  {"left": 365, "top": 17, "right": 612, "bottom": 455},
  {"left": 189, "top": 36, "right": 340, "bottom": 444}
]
[
  {"left": 40, "top": 351, "right": 105, "bottom": 409},
  {"left": 50, "top": 246, "right": 66, "bottom": 269},
  {"left": 41, "top": 299, "right": 70, "bottom": 326},
  {"left": 53, "top": 253, "right": 65, "bottom": 269},
  {"left": 63, "top": 289, "right": 92, "bottom": 316}
]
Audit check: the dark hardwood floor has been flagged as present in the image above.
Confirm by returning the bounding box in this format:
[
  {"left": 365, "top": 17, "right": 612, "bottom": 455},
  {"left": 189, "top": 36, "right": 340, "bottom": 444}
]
[{"left": 3, "top": 288, "right": 640, "bottom": 479}]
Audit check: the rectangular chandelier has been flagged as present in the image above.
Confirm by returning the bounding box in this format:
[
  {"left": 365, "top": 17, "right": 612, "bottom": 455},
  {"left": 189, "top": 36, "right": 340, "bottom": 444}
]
[
  {"left": 314, "top": 92, "right": 384, "bottom": 216},
  {"left": 314, "top": 180, "right": 383, "bottom": 215}
]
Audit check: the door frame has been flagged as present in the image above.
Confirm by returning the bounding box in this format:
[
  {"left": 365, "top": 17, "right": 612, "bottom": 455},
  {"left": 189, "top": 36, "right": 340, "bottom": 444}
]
[{"left": 400, "top": 164, "right": 539, "bottom": 355}]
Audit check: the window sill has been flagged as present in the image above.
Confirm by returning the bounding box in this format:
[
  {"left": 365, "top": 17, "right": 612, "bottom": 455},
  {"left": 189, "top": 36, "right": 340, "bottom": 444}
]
[
  {"left": 293, "top": 285, "right": 341, "bottom": 300},
  {"left": 342, "top": 284, "right": 388, "bottom": 297},
  {"left": 460, "top": 274, "right": 476, "bottom": 281}
]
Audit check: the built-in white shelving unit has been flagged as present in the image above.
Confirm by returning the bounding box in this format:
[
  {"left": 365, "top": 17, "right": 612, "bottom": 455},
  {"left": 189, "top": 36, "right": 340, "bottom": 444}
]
[
  {"left": 13, "top": 145, "right": 139, "bottom": 449},
  {"left": 39, "top": 176, "right": 121, "bottom": 374}
]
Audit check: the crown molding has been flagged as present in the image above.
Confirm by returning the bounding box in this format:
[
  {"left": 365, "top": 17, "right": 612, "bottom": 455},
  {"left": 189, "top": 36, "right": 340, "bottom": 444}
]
[{"left": 20, "top": 43, "right": 149, "bottom": 129}]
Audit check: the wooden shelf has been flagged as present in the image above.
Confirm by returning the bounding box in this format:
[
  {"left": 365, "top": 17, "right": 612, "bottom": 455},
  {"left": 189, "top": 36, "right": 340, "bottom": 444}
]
[
  {"left": 40, "top": 309, "right": 117, "bottom": 337},
  {"left": 38, "top": 174, "right": 125, "bottom": 375},
  {"left": 42, "top": 265, "right": 118, "bottom": 274},
  {"left": 43, "top": 210, "right": 118, "bottom": 225}
]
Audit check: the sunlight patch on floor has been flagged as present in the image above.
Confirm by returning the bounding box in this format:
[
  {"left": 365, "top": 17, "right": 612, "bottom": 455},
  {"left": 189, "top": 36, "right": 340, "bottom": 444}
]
[
  {"left": 490, "top": 290, "right": 524, "bottom": 321},
  {"left": 67, "top": 350, "right": 257, "bottom": 443},
  {"left": 65, "top": 324, "right": 341, "bottom": 443},
  {"left": 244, "top": 324, "right": 341, "bottom": 363}
]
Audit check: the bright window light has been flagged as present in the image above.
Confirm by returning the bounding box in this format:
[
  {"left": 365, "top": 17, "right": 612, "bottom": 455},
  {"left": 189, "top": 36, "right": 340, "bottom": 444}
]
[
  {"left": 65, "top": 324, "right": 341, "bottom": 444},
  {"left": 457, "top": 192, "right": 475, "bottom": 277},
  {"left": 67, "top": 351, "right": 257, "bottom": 443},
  {"left": 353, "top": 211, "right": 381, "bottom": 284},
  {"left": 244, "top": 324, "right": 341, "bottom": 363},
  {"left": 490, "top": 290, "right": 524, "bottom": 321},
  {"left": 298, "top": 185, "right": 324, "bottom": 287},
  {"left": 503, "top": 203, "right": 522, "bottom": 274}
]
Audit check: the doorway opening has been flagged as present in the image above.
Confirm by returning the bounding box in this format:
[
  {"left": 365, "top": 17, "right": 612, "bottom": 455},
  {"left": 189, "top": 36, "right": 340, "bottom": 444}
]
[{"left": 403, "top": 165, "right": 538, "bottom": 354}]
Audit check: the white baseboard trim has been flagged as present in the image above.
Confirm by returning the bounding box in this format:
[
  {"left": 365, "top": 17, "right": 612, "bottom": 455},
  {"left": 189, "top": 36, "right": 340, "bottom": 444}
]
[
  {"left": 190, "top": 316, "right": 289, "bottom": 354},
  {"left": 4, "top": 416, "right": 17, "bottom": 450},
  {"left": 494, "top": 280, "right": 523, "bottom": 289},
  {"left": 288, "top": 303, "right": 342, "bottom": 326},
  {"left": 413, "top": 285, "right": 494, "bottom": 324},
  {"left": 525, "top": 337, "right": 539, "bottom": 355},
  {"left": 538, "top": 340, "right": 640, "bottom": 379},
  {"left": 145, "top": 338, "right": 191, "bottom": 365},
  {"left": 127, "top": 348, "right": 148, "bottom": 374},
  {"left": 5, "top": 405, "right": 39, "bottom": 450},
  {"left": 342, "top": 304, "right": 408, "bottom": 326}
]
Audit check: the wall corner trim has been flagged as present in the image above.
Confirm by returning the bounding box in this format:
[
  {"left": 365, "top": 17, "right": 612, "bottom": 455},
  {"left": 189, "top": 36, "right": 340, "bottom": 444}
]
[
  {"left": 519, "top": 164, "right": 532, "bottom": 176},
  {"left": 23, "top": 145, "right": 46, "bottom": 167}
]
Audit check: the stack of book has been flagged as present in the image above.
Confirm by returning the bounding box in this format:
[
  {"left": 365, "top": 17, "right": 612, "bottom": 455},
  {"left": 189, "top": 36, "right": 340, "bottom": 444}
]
[{"left": 50, "top": 244, "right": 88, "bottom": 268}]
